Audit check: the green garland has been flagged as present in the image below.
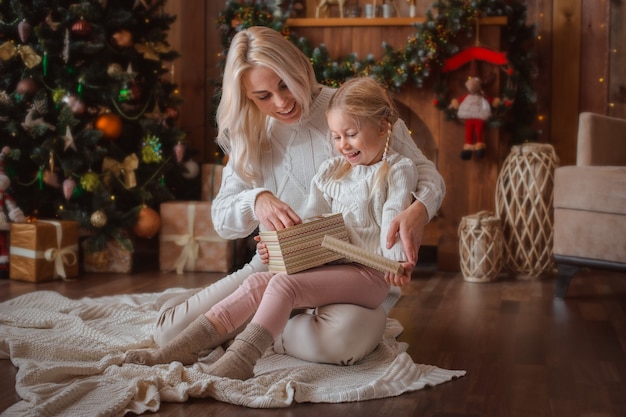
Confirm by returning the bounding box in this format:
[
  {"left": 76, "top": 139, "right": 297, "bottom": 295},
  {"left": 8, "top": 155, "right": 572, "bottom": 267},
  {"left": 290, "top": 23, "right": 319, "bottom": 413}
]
[{"left": 217, "top": 0, "right": 539, "bottom": 144}]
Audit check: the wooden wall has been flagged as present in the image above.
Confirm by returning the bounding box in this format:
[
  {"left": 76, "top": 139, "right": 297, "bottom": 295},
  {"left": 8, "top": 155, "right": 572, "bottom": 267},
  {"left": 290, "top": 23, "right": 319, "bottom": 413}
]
[{"left": 164, "top": 0, "right": 624, "bottom": 270}]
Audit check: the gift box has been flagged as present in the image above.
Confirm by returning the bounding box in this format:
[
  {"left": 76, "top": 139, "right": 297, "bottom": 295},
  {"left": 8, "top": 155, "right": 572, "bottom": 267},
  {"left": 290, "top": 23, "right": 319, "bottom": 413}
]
[
  {"left": 82, "top": 238, "right": 133, "bottom": 273},
  {"left": 259, "top": 213, "right": 350, "bottom": 274},
  {"left": 159, "top": 201, "right": 247, "bottom": 273},
  {"left": 201, "top": 163, "right": 223, "bottom": 201},
  {"left": 9, "top": 220, "right": 79, "bottom": 282}
]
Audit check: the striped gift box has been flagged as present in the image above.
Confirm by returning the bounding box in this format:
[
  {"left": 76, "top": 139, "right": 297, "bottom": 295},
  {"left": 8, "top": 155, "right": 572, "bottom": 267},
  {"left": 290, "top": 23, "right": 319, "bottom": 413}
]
[{"left": 259, "top": 213, "right": 350, "bottom": 274}]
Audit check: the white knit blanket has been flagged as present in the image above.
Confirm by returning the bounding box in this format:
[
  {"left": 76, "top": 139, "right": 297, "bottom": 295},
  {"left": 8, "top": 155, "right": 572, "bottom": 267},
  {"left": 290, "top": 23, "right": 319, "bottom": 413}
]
[{"left": 0, "top": 289, "right": 465, "bottom": 417}]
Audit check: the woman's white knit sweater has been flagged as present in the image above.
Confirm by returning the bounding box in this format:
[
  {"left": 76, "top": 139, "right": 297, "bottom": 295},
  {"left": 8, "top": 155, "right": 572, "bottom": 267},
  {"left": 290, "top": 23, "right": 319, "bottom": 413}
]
[
  {"left": 306, "top": 153, "right": 417, "bottom": 262},
  {"left": 212, "top": 86, "right": 445, "bottom": 240}
]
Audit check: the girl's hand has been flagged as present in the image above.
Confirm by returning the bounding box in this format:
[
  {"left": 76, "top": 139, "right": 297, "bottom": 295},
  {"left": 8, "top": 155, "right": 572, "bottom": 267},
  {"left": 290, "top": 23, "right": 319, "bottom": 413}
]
[
  {"left": 254, "top": 191, "right": 301, "bottom": 231},
  {"left": 384, "top": 261, "right": 413, "bottom": 287},
  {"left": 254, "top": 235, "right": 269, "bottom": 264}
]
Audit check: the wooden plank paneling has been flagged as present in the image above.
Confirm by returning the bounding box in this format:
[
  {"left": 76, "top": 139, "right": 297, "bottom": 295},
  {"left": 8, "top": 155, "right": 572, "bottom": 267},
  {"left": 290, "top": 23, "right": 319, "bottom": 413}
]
[
  {"left": 551, "top": 0, "right": 581, "bottom": 166},
  {"left": 165, "top": 0, "right": 208, "bottom": 161},
  {"left": 609, "top": 0, "right": 626, "bottom": 118},
  {"left": 580, "top": 0, "right": 610, "bottom": 115}
]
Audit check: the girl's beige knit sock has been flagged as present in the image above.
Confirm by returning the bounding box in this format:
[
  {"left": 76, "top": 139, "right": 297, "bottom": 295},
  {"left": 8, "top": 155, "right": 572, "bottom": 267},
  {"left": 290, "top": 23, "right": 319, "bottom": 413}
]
[
  {"left": 125, "top": 314, "right": 222, "bottom": 366},
  {"left": 207, "top": 322, "right": 274, "bottom": 380}
]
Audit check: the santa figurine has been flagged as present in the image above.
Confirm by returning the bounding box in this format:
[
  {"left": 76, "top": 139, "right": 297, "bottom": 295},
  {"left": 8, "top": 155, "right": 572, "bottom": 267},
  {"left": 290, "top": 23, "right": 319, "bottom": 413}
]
[
  {"left": 0, "top": 147, "right": 26, "bottom": 277},
  {"left": 450, "top": 77, "right": 500, "bottom": 160}
]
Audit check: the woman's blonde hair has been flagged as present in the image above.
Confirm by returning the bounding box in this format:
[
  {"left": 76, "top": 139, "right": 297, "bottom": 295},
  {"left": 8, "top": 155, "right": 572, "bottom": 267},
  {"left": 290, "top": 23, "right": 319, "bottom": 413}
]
[
  {"left": 215, "top": 26, "right": 319, "bottom": 183},
  {"left": 327, "top": 77, "right": 399, "bottom": 195}
]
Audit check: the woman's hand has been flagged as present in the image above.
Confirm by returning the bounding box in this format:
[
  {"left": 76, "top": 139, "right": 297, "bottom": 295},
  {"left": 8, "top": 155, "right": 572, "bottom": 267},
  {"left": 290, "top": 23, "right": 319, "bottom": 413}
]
[
  {"left": 254, "top": 191, "right": 301, "bottom": 231},
  {"left": 254, "top": 235, "right": 269, "bottom": 264},
  {"left": 385, "top": 200, "right": 429, "bottom": 265},
  {"left": 384, "top": 261, "right": 414, "bottom": 287}
]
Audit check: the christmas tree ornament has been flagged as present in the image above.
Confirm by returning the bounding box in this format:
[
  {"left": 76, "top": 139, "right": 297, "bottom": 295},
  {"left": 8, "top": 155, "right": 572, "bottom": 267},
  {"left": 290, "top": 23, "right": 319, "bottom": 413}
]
[
  {"left": 134, "top": 41, "right": 171, "bottom": 61},
  {"left": 71, "top": 17, "right": 92, "bottom": 37},
  {"left": 15, "top": 78, "right": 39, "bottom": 97},
  {"left": 107, "top": 63, "right": 123, "bottom": 78},
  {"left": 95, "top": 113, "right": 123, "bottom": 140},
  {"left": 63, "top": 126, "right": 76, "bottom": 152},
  {"left": 141, "top": 134, "right": 162, "bottom": 163},
  {"left": 63, "top": 94, "right": 85, "bottom": 115},
  {"left": 62, "top": 29, "right": 70, "bottom": 63},
  {"left": 62, "top": 177, "right": 76, "bottom": 200},
  {"left": 181, "top": 159, "right": 199, "bottom": 179},
  {"left": 174, "top": 141, "right": 186, "bottom": 163},
  {"left": 90, "top": 210, "right": 108, "bottom": 228},
  {"left": 80, "top": 171, "right": 100, "bottom": 192},
  {"left": 132, "top": 205, "right": 161, "bottom": 238},
  {"left": 102, "top": 154, "right": 139, "bottom": 188},
  {"left": 43, "top": 169, "right": 60, "bottom": 188},
  {"left": 22, "top": 99, "right": 56, "bottom": 133},
  {"left": 112, "top": 30, "right": 133, "bottom": 48},
  {"left": 18, "top": 20, "right": 32, "bottom": 43},
  {"left": 45, "top": 11, "right": 62, "bottom": 31}
]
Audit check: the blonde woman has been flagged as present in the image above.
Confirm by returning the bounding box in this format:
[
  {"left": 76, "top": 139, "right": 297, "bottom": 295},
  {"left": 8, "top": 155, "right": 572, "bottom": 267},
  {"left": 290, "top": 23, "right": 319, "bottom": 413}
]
[
  {"left": 126, "top": 77, "right": 420, "bottom": 380},
  {"left": 148, "top": 26, "right": 445, "bottom": 367}
]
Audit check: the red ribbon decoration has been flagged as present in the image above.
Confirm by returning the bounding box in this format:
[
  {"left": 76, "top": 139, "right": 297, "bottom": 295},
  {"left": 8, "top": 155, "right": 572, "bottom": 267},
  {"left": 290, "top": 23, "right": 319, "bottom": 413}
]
[{"left": 442, "top": 46, "right": 509, "bottom": 72}]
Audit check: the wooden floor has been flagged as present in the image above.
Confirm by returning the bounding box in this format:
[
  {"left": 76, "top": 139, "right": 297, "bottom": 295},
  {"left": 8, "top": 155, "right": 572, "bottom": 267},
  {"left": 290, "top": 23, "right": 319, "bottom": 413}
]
[{"left": 1, "top": 263, "right": 625, "bottom": 417}]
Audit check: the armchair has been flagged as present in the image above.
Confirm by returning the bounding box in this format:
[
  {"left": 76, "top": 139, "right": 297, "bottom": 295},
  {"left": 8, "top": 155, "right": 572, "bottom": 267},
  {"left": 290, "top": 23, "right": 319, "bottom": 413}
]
[{"left": 553, "top": 112, "right": 626, "bottom": 298}]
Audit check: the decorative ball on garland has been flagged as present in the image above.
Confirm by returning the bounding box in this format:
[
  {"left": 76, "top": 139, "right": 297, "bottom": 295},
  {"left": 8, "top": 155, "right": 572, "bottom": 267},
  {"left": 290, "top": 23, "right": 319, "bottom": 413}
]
[
  {"left": 132, "top": 206, "right": 161, "bottom": 238},
  {"left": 112, "top": 30, "right": 134, "bottom": 48},
  {"left": 63, "top": 94, "right": 86, "bottom": 116},
  {"left": 90, "top": 210, "right": 108, "bottom": 228},
  {"left": 18, "top": 19, "right": 32, "bottom": 43},
  {"left": 15, "top": 78, "right": 39, "bottom": 99},
  {"left": 71, "top": 17, "right": 92, "bottom": 37},
  {"left": 80, "top": 171, "right": 100, "bottom": 192},
  {"left": 181, "top": 159, "right": 199, "bottom": 179},
  {"left": 62, "top": 178, "right": 76, "bottom": 200},
  {"left": 95, "top": 113, "right": 123, "bottom": 141}
]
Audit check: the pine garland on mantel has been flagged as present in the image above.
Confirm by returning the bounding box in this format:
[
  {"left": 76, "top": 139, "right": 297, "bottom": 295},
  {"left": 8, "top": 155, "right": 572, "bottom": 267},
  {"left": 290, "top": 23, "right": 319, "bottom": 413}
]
[{"left": 217, "top": 0, "right": 539, "bottom": 144}]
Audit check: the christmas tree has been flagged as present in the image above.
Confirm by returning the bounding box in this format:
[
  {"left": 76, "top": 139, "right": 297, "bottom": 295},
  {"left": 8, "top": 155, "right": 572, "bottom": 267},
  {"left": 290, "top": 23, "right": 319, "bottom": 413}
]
[{"left": 0, "top": 0, "right": 197, "bottom": 255}]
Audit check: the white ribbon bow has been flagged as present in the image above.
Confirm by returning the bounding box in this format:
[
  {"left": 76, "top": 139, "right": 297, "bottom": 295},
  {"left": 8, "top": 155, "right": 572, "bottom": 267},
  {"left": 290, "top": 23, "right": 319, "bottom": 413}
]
[{"left": 160, "top": 204, "right": 225, "bottom": 274}]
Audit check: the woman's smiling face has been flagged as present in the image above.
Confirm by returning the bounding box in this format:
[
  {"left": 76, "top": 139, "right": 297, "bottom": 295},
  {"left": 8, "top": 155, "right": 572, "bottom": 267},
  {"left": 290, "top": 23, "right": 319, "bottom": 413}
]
[{"left": 243, "top": 66, "right": 302, "bottom": 123}]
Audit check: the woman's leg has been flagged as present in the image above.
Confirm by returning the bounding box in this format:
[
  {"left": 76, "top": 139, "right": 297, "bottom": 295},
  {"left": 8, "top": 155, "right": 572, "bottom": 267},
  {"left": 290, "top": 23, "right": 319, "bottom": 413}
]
[
  {"left": 276, "top": 304, "right": 387, "bottom": 365},
  {"left": 153, "top": 256, "right": 266, "bottom": 346},
  {"left": 265, "top": 264, "right": 389, "bottom": 364},
  {"left": 126, "top": 271, "right": 274, "bottom": 365}
]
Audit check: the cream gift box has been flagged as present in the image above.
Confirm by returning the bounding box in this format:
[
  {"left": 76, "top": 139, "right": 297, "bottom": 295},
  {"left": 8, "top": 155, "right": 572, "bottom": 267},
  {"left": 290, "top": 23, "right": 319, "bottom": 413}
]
[
  {"left": 159, "top": 201, "right": 246, "bottom": 273},
  {"left": 9, "top": 220, "right": 79, "bottom": 282}
]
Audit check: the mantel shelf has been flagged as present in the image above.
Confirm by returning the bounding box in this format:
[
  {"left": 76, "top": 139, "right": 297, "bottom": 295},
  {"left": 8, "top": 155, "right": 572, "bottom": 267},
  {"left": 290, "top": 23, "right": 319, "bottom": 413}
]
[{"left": 287, "top": 16, "right": 507, "bottom": 28}]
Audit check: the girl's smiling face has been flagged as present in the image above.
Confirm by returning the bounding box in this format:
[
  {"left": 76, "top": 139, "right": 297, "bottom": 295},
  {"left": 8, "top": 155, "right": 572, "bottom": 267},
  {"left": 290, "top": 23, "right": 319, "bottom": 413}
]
[
  {"left": 242, "top": 66, "right": 302, "bottom": 123},
  {"left": 327, "top": 108, "right": 386, "bottom": 166}
]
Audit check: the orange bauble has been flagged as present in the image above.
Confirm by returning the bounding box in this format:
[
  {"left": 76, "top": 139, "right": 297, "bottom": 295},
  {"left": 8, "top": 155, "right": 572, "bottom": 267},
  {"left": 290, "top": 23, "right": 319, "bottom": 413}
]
[
  {"left": 95, "top": 113, "right": 123, "bottom": 140},
  {"left": 132, "top": 206, "right": 161, "bottom": 239}
]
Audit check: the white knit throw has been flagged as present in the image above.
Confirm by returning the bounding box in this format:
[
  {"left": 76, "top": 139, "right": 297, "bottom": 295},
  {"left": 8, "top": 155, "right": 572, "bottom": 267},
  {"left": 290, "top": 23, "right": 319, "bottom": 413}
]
[{"left": 0, "top": 289, "right": 465, "bottom": 417}]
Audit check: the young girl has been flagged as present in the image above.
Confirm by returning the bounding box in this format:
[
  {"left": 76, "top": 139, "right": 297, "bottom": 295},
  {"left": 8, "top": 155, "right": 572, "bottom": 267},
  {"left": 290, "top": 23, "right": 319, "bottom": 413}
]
[{"left": 125, "top": 77, "right": 417, "bottom": 380}]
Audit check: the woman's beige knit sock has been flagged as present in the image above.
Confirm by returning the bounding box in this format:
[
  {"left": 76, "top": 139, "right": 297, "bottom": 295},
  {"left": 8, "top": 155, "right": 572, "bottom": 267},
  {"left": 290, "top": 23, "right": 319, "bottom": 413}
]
[
  {"left": 125, "top": 315, "right": 222, "bottom": 366},
  {"left": 207, "top": 323, "right": 274, "bottom": 380}
]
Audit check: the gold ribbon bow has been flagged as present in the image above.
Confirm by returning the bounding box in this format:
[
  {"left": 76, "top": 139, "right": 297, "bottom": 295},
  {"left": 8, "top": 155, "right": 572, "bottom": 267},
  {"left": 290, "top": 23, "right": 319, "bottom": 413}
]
[
  {"left": 0, "top": 42, "right": 42, "bottom": 69},
  {"left": 102, "top": 154, "right": 139, "bottom": 188},
  {"left": 134, "top": 41, "right": 171, "bottom": 61},
  {"left": 161, "top": 204, "right": 225, "bottom": 274},
  {"left": 40, "top": 221, "right": 78, "bottom": 279}
]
